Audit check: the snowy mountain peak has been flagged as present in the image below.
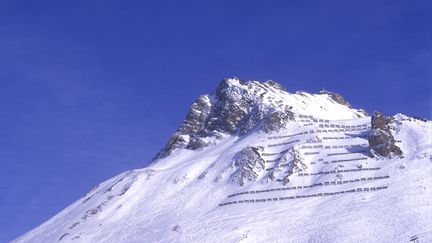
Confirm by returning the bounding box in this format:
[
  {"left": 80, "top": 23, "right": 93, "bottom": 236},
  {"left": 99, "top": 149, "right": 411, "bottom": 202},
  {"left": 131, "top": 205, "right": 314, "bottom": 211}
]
[
  {"left": 155, "top": 78, "right": 366, "bottom": 160},
  {"left": 14, "top": 78, "right": 432, "bottom": 243}
]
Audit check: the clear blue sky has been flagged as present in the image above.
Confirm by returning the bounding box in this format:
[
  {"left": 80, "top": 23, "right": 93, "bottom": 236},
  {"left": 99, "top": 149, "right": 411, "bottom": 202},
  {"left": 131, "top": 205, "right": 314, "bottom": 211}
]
[{"left": 0, "top": 0, "right": 430, "bottom": 241}]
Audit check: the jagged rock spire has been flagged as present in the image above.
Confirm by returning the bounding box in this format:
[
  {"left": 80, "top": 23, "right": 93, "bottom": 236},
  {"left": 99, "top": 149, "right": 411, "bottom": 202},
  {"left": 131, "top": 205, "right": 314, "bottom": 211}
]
[{"left": 368, "top": 111, "right": 403, "bottom": 157}]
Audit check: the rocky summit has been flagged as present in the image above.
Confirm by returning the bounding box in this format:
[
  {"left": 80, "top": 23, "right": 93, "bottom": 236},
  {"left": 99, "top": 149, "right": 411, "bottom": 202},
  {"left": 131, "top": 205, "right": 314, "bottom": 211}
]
[
  {"left": 15, "top": 78, "right": 432, "bottom": 243},
  {"left": 155, "top": 78, "right": 367, "bottom": 160}
]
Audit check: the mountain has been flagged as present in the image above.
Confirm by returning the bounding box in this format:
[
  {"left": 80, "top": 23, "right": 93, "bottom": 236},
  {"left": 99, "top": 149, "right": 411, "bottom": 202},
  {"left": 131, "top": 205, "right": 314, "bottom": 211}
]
[{"left": 14, "top": 78, "right": 432, "bottom": 243}]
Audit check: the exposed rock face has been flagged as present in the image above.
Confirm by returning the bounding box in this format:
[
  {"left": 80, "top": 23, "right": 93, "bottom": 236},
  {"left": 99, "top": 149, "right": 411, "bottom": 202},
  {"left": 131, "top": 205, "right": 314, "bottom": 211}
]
[
  {"left": 177, "top": 95, "right": 212, "bottom": 135},
  {"left": 186, "top": 137, "right": 209, "bottom": 150},
  {"left": 155, "top": 134, "right": 190, "bottom": 159},
  {"left": 154, "top": 77, "right": 363, "bottom": 160},
  {"left": 154, "top": 78, "right": 292, "bottom": 160},
  {"left": 368, "top": 111, "right": 403, "bottom": 157},
  {"left": 265, "top": 80, "right": 288, "bottom": 92},
  {"left": 319, "top": 90, "right": 352, "bottom": 108},
  {"left": 280, "top": 147, "right": 307, "bottom": 185},
  {"left": 231, "top": 147, "right": 265, "bottom": 186},
  {"left": 358, "top": 109, "right": 369, "bottom": 117},
  {"left": 207, "top": 79, "right": 251, "bottom": 134},
  {"left": 153, "top": 94, "right": 212, "bottom": 160},
  {"left": 262, "top": 108, "right": 294, "bottom": 132}
]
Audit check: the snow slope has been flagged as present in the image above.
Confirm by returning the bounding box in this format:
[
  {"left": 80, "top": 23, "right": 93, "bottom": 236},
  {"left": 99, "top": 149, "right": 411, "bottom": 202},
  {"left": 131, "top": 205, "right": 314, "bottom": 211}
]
[{"left": 13, "top": 79, "right": 432, "bottom": 243}]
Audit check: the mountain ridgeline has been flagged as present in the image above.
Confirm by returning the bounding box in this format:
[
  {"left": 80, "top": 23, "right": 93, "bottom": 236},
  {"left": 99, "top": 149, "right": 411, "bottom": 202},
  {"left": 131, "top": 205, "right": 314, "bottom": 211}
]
[
  {"left": 155, "top": 78, "right": 399, "bottom": 160},
  {"left": 14, "top": 78, "right": 432, "bottom": 243}
]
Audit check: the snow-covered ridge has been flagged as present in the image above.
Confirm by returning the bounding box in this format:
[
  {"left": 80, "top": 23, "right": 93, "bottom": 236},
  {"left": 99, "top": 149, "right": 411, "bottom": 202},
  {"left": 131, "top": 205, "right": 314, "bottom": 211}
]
[
  {"left": 155, "top": 78, "right": 367, "bottom": 160},
  {"left": 14, "top": 78, "right": 432, "bottom": 243}
]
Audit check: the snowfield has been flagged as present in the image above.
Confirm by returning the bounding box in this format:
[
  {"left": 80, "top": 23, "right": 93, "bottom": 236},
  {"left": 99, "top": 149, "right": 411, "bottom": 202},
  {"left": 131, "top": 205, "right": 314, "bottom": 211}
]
[{"left": 13, "top": 80, "right": 432, "bottom": 243}]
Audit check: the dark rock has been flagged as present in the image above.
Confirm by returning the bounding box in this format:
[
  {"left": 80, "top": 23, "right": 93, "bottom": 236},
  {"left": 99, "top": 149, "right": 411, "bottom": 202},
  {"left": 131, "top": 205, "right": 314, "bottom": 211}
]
[
  {"left": 413, "top": 116, "right": 427, "bottom": 122},
  {"left": 231, "top": 147, "right": 265, "bottom": 186},
  {"left": 177, "top": 95, "right": 212, "bottom": 135},
  {"left": 262, "top": 109, "right": 294, "bottom": 132},
  {"left": 282, "top": 148, "right": 307, "bottom": 185},
  {"left": 268, "top": 170, "right": 276, "bottom": 180},
  {"left": 186, "top": 137, "right": 209, "bottom": 150},
  {"left": 154, "top": 78, "right": 359, "bottom": 161},
  {"left": 368, "top": 111, "right": 402, "bottom": 157},
  {"left": 265, "top": 80, "right": 288, "bottom": 92},
  {"left": 207, "top": 79, "right": 250, "bottom": 134},
  {"left": 319, "top": 90, "right": 352, "bottom": 108},
  {"left": 172, "top": 225, "right": 182, "bottom": 233},
  {"left": 282, "top": 175, "right": 290, "bottom": 186},
  {"left": 153, "top": 134, "right": 189, "bottom": 160},
  {"left": 154, "top": 78, "right": 288, "bottom": 160}
]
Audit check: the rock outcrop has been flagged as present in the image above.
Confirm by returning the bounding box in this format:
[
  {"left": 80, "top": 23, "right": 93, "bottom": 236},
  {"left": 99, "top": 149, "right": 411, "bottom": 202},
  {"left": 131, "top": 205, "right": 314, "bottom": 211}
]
[
  {"left": 319, "top": 90, "right": 352, "bottom": 108},
  {"left": 230, "top": 147, "right": 265, "bottom": 186},
  {"left": 262, "top": 108, "right": 294, "bottom": 133},
  {"left": 280, "top": 147, "right": 307, "bottom": 185},
  {"left": 154, "top": 78, "right": 291, "bottom": 159},
  {"left": 154, "top": 78, "right": 364, "bottom": 160},
  {"left": 368, "top": 111, "right": 403, "bottom": 157}
]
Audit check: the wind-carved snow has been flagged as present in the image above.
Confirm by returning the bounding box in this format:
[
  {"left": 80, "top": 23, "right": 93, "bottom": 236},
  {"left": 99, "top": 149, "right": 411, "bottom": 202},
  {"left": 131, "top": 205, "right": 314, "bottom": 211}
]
[{"left": 14, "top": 78, "right": 432, "bottom": 243}]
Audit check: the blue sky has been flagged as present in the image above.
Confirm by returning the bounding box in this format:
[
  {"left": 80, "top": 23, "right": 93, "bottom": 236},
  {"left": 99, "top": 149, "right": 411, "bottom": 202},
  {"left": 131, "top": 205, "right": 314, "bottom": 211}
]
[{"left": 0, "top": 0, "right": 430, "bottom": 241}]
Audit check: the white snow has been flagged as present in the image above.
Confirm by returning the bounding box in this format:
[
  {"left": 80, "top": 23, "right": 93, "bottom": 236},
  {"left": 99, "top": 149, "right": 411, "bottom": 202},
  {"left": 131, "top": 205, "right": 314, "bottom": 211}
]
[{"left": 13, "top": 91, "right": 432, "bottom": 243}]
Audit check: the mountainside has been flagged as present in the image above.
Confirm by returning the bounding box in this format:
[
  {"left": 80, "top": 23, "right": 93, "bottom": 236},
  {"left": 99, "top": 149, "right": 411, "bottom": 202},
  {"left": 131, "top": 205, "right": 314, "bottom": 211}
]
[{"left": 14, "top": 78, "right": 432, "bottom": 243}]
